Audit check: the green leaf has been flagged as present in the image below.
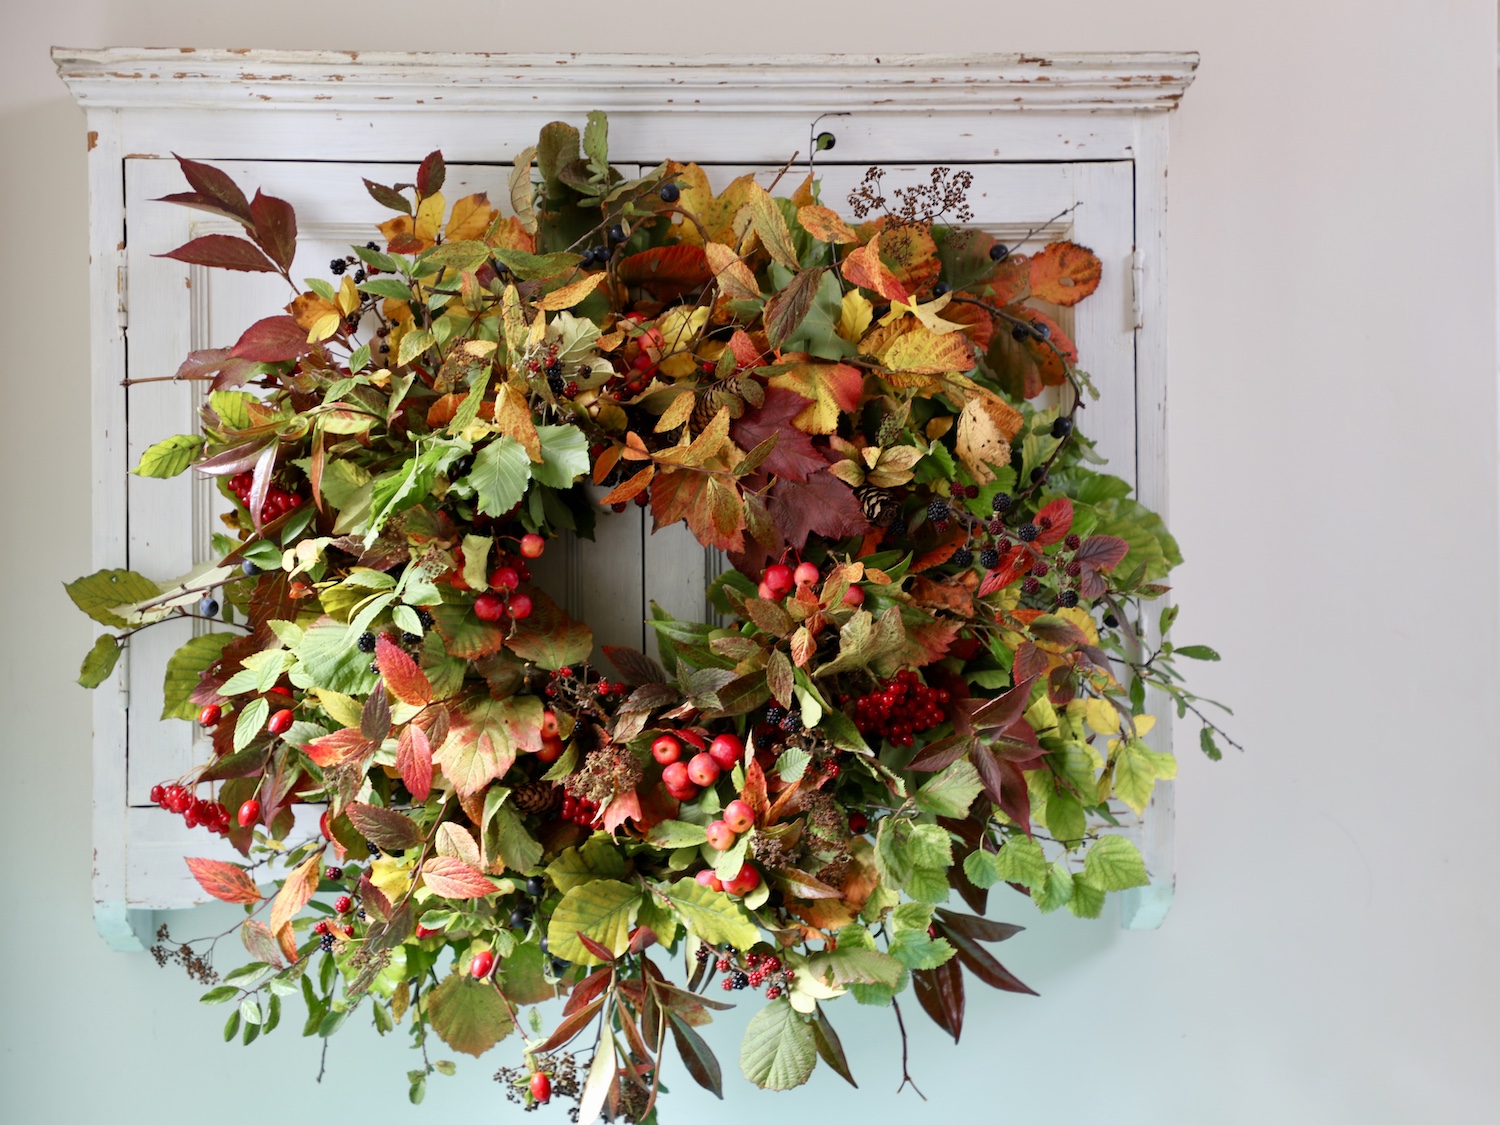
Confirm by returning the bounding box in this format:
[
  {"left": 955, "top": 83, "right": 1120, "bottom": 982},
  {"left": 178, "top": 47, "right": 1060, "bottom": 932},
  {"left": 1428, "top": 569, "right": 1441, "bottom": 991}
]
[
  {"left": 992, "top": 836, "right": 1048, "bottom": 890},
  {"left": 64, "top": 568, "right": 161, "bottom": 629},
  {"left": 1082, "top": 835, "right": 1149, "bottom": 891},
  {"left": 209, "top": 391, "right": 255, "bottom": 430},
  {"left": 490, "top": 248, "right": 583, "bottom": 282},
  {"left": 962, "top": 850, "right": 1000, "bottom": 889},
  {"left": 1174, "top": 644, "right": 1220, "bottom": 661},
  {"left": 545, "top": 879, "right": 641, "bottom": 965},
  {"left": 425, "top": 240, "right": 490, "bottom": 273},
  {"left": 646, "top": 821, "right": 709, "bottom": 849},
  {"left": 655, "top": 878, "right": 760, "bottom": 951},
  {"left": 1113, "top": 739, "right": 1172, "bottom": 816},
  {"left": 223, "top": 1009, "right": 240, "bottom": 1041},
  {"left": 427, "top": 973, "right": 515, "bottom": 1057},
  {"left": 77, "top": 634, "right": 121, "bottom": 688},
  {"left": 808, "top": 946, "right": 905, "bottom": 989},
  {"left": 288, "top": 617, "right": 377, "bottom": 696},
  {"left": 366, "top": 446, "right": 447, "bottom": 542},
  {"left": 887, "top": 930, "right": 956, "bottom": 971},
  {"left": 1031, "top": 862, "right": 1074, "bottom": 913},
  {"left": 132, "top": 434, "right": 204, "bottom": 478},
  {"left": 532, "top": 424, "right": 590, "bottom": 489},
  {"left": 914, "top": 760, "right": 982, "bottom": 819},
  {"left": 397, "top": 327, "right": 436, "bottom": 366},
  {"left": 161, "top": 633, "right": 238, "bottom": 719},
  {"left": 1199, "top": 726, "right": 1223, "bottom": 761},
  {"left": 234, "top": 697, "right": 270, "bottom": 753},
  {"left": 470, "top": 438, "right": 532, "bottom": 517},
  {"left": 546, "top": 841, "right": 628, "bottom": 893},
  {"left": 199, "top": 985, "right": 239, "bottom": 1005},
  {"left": 739, "top": 999, "right": 817, "bottom": 1091},
  {"left": 483, "top": 803, "right": 544, "bottom": 874},
  {"left": 1067, "top": 875, "right": 1106, "bottom": 919}
]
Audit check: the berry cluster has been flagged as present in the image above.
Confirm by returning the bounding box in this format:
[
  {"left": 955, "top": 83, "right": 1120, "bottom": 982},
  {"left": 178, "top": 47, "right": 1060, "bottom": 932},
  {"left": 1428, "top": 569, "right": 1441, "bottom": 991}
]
[
  {"left": 149, "top": 783, "right": 230, "bottom": 836},
  {"left": 846, "top": 669, "right": 950, "bottom": 746},
  {"left": 696, "top": 946, "right": 794, "bottom": 999},
  {"left": 227, "top": 471, "right": 303, "bottom": 525},
  {"left": 654, "top": 732, "right": 742, "bottom": 802},
  {"left": 558, "top": 793, "right": 601, "bottom": 828},
  {"left": 756, "top": 561, "right": 864, "bottom": 608}
]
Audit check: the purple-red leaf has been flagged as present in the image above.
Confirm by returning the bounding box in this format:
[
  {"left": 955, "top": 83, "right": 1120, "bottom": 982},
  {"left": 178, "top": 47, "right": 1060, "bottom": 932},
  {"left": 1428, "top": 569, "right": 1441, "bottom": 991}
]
[
  {"left": 906, "top": 734, "right": 974, "bottom": 773},
  {"left": 249, "top": 189, "right": 298, "bottom": 271},
  {"left": 912, "top": 958, "right": 965, "bottom": 1042},
  {"left": 157, "top": 234, "right": 278, "bottom": 274},
  {"left": 417, "top": 151, "right": 446, "bottom": 197},
  {"left": 767, "top": 470, "right": 869, "bottom": 550},
  {"left": 172, "top": 154, "right": 252, "bottom": 222},
  {"left": 730, "top": 388, "right": 829, "bottom": 483},
  {"left": 668, "top": 1013, "right": 725, "bottom": 1099},
  {"left": 575, "top": 931, "right": 619, "bottom": 964},
  {"left": 934, "top": 908, "right": 1024, "bottom": 944},
  {"left": 153, "top": 191, "right": 253, "bottom": 227},
  {"left": 230, "top": 316, "right": 314, "bottom": 363},
  {"left": 942, "top": 926, "right": 1038, "bottom": 996}
]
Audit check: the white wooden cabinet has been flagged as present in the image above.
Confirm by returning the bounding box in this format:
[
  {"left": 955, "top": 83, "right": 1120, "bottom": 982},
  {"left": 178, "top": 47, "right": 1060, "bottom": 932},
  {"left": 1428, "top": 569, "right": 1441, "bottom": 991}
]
[{"left": 55, "top": 50, "right": 1196, "bottom": 949}]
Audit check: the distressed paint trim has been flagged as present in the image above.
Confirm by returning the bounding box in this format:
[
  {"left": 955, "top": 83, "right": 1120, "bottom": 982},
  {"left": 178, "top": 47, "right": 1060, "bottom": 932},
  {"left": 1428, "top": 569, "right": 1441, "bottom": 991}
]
[{"left": 54, "top": 49, "right": 1198, "bottom": 114}]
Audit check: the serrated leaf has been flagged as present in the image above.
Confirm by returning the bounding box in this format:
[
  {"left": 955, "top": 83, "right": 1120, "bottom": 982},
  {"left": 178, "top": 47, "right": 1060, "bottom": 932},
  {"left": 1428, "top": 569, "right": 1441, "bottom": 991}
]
[
  {"left": 163, "top": 634, "right": 244, "bottom": 715},
  {"left": 1082, "top": 835, "right": 1149, "bottom": 891},
  {"left": 346, "top": 803, "right": 424, "bottom": 852},
  {"left": 233, "top": 697, "right": 270, "bottom": 753},
  {"left": 133, "top": 433, "right": 204, "bottom": 478},
  {"left": 546, "top": 880, "right": 641, "bottom": 966},
  {"left": 427, "top": 973, "right": 514, "bottom": 1057},
  {"left": 421, "top": 856, "right": 497, "bottom": 899},
  {"left": 655, "top": 878, "right": 759, "bottom": 950},
  {"left": 914, "top": 759, "right": 982, "bottom": 819},
  {"left": 185, "top": 857, "right": 262, "bottom": 904},
  {"left": 993, "top": 837, "right": 1048, "bottom": 889},
  {"left": 469, "top": 437, "right": 531, "bottom": 517},
  {"left": 739, "top": 999, "right": 817, "bottom": 1091},
  {"left": 269, "top": 849, "right": 323, "bottom": 933}
]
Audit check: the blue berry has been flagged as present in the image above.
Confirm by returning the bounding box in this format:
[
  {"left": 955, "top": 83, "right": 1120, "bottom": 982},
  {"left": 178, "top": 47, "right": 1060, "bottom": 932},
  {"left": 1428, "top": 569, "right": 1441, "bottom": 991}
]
[
  {"left": 198, "top": 596, "right": 219, "bottom": 618},
  {"left": 1032, "top": 323, "right": 1051, "bottom": 342},
  {"left": 989, "top": 243, "right": 1010, "bottom": 262},
  {"left": 1052, "top": 416, "right": 1074, "bottom": 439},
  {"left": 241, "top": 559, "right": 260, "bottom": 577},
  {"left": 932, "top": 281, "right": 951, "bottom": 298},
  {"left": 659, "top": 182, "right": 680, "bottom": 203},
  {"left": 526, "top": 877, "right": 544, "bottom": 897},
  {"left": 608, "top": 224, "right": 627, "bottom": 244}
]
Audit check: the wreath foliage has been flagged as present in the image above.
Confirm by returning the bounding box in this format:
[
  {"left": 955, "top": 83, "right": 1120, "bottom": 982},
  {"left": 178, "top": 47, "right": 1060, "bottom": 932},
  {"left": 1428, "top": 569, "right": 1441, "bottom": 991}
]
[{"left": 68, "top": 112, "right": 1233, "bottom": 1116}]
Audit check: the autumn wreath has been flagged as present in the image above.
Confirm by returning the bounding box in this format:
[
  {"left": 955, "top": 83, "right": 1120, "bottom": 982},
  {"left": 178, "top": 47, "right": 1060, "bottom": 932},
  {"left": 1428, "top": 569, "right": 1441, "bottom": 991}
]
[{"left": 67, "top": 113, "right": 1233, "bottom": 1118}]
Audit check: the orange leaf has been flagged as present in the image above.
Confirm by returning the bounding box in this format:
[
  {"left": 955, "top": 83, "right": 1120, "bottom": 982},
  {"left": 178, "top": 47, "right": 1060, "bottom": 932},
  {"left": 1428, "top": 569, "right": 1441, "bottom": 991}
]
[
  {"left": 397, "top": 724, "right": 434, "bottom": 802},
  {"left": 841, "top": 234, "right": 909, "bottom": 303},
  {"left": 276, "top": 921, "right": 300, "bottom": 963},
  {"left": 649, "top": 469, "right": 746, "bottom": 553},
  {"left": 184, "top": 857, "right": 262, "bottom": 905},
  {"left": 766, "top": 363, "right": 865, "bottom": 434},
  {"left": 537, "top": 272, "right": 607, "bottom": 311},
  {"left": 445, "top": 192, "right": 497, "bottom": 242},
  {"left": 376, "top": 634, "right": 433, "bottom": 708},
  {"left": 703, "top": 242, "right": 761, "bottom": 301},
  {"left": 304, "top": 726, "right": 372, "bottom": 768},
  {"left": 269, "top": 848, "right": 324, "bottom": 934},
  {"left": 797, "top": 205, "right": 857, "bottom": 244},
  {"left": 985, "top": 307, "right": 1076, "bottom": 400},
  {"left": 421, "top": 856, "right": 497, "bottom": 899},
  {"left": 618, "top": 245, "right": 712, "bottom": 301},
  {"left": 484, "top": 214, "right": 536, "bottom": 254},
  {"left": 879, "top": 224, "right": 941, "bottom": 294},
  {"left": 1027, "top": 241, "right": 1101, "bottom": 307},
  {"left": 599, "top": 464, "right": 655, "bottom": 506},
  {"left": 592, "top": 444, "right": 623, "bottom": 485},
  {"left": 379, "top": 213, "right": 431, "bottom": 255},
  {"left": 602, "top": 790, "right": 643, "bottom": 835}
]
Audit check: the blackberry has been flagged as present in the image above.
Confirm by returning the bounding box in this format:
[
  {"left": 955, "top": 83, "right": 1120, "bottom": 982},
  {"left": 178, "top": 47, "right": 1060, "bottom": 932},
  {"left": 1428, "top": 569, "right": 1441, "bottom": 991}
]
[
  {"left": 449, "top": 454, "right": 474, "bottom": 480},
  {"left": 951, "top": 548, "right": 974, "bottom": 567},
  {"left": 659, "top": 182, "right": 681, "bottom": 203},
  {"left": 926, "top": 499, "right": 950, "bottom": 523},
  {"left": 1030, "top": 467, "right": 1047, "bottom": 483},
  {"left": 1018, "top": 523, "right": 1039, "bottom": 542},
  {"left": 353, "top": 269, "right": 367, "bottom": 284},
  {"left": 319, "top": 933, "right": 336, "bottom": 952},
  {"left": 415, "top": 607, "right": 435, "bottom": 628},
  {"left": 547, "top": 373, "right": 565, "bottom": 395},
  {"left": 365, "top": 241, "right": 379, "bottom": 251},
  {"left": 1021, "top": 576, "right": 1041, "bottom": 595},
  {"left": 695, "top": 945, "right": 712, "bottom": 963},
  {"left": 989, "top": 242, "right": 1010, "bottom": 262},
  {"left": 1065, "top": 561, "right": 1083, "bottom": 577},
  {"left": 369, "top": 660, "right": 381, "bottom": 674},
  {"left": 991, "top": 492, "right": 1013, "bottom": 512},
  {"left": 526, "top": 877, "right": 544, "bottom": 897},
  {"left": 986, "top": 518, "right": 1005, "bottom": 535},
  {"left": 888, "top": 517, "right": 907, "bottom": 537},
  {"left": 1103, "top": 613, "right": 1120, "bottom": 629},
  {"left": 932, "top": 281, "right": 951, "bottom": 298},
  {"left": 357, "top": 909, "right": 368, "bottom": 922},
  {"left": 545, "top": 361, "right": 564, "bottom": 378},
  {"left": 357, "top": 632, "right": 377, "bottom": 653},
  {"left": 979, "top": 547, "right": 1001, "bottom": 569},
  {"left": 402, "top": 631, "right": 421, "bottom": 645},
  {"left": 1064, "top": 534, "right": 1081, "bottom": 550},
  {"left": 1038, "top": 516, "right": 1053, "bottom": 531},
  {"left": 1052, "top": 416, "right": 1074, "bottom": 439},
  {"left": 765, "top": 705, "right": 787, "bottom": 726},
  {"left": 1058, "top": 590, "right": 1079, "bottom": 608},
  {"left": 730, "top": 971, "right": 750, "bottom": 990},
  {"left": 325, "top": 866, "right": 343, "bottom": 881},
  {"left": 366, "top": 842, "right": 382, "bottom": 857},
  {"left": 329, "top": 258, "right": 347, "bottom": 275},
  {"left": 780, "top": 712, "right": 803, "bottom": 733},
  {"left": 1031, "top": 561, "right": 1049, "bottom": 576}
]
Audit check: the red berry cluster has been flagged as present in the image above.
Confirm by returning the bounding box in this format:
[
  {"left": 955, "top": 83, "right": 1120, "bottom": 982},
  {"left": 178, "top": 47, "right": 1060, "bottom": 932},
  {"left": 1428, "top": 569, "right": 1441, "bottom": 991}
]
[
  {"left": 227, "top": 471, "right": 303, "bottom": 524},
  {"left": 847, "top": 669, "right": 950, "bottom": 747},
  {"left": 559, "top": 793, "right": 601, "bottom": 828},
  {"left": 696, "top": 946, "right": 794, "bottom": 998},
  {"left": 149, "top": 783, "right": 230, "bottom": 836}
]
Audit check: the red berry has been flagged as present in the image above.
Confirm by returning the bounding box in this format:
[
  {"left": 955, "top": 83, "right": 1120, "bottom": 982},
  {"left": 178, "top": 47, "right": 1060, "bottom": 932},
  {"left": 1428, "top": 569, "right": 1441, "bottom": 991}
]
[
  {"left": 756, "top": 580, "right": 777, "bottom": 599},
  {"left": 335, "top": 895, "right": 353, "bottom": 914},
  {"left": 541, "top": 709, "right": 560, "bottom": 737},
  {"left": 536, "top": 735, "right": 564, "bottom": 763},
  {"left": 150, "top": 784, "right": 165, "bottom": 805},
  {"left": 762, "top": 564, "right": 795, "bottom": 597},
  {"left": 686, "top": 752, "right": 720, "bottom": 787},
  {"left": 320, "top": 810, "right": 333, "bottom": 840},
  {"left": 793, "top": 561, "right": 820, "bottom": 587},
  {"left": 237, "top": 799, "right": 260, "bottom": 827},
  {"left": 198, "top": 703, "right": 222, "bottom": 728},
  {"left": 267, "top": 708, "right": 294, "bottom": 735},
  {"left": 474, "top": 592, "right": 506, "bottom": 621},
  {"left": 490, "top": 566, "right": 520, "bottom": 591},
  {"left": 415, "top": 925, "right": 439, "bottom": 939},
  {"left": 268, "top": 685, "right": 293, "bottom": 698},
  {"left": 507, "top": 594, "right": 533, "bottom": 620},
  {"left": 694, "top": 869, "right": 724, "bottom": 892},
  {"left": 708, "top": 733, "right": 743, "bottom": 770},
  {"left": 325, "top": 866, "right": 343, "bottom": 881},
  {"left": 842, "top": 584, "right": 865, "bottom": 606},
  {"left": 651, "top": 735, "right": 682, "bottom": 765},
  {"left": 723, "top": 799, "right": 755, "bottom": 834},
  {"left": 519, "top": 533, "right": 546, "bottom": 559},
  {"left": 724, "top": 864, "right": 761, "bottom": 896},
  {"left": 705, "top": 820, "right": 736, "bottom": 851},
  {"left": 530, "top": 1072, "right": 552, "bottom": 1104},
  {"left": 661, "top": 761, "right": 692, "bottom": 791},
  {"left": 848, "top": 811, "right": 869, "bottom": 834}
]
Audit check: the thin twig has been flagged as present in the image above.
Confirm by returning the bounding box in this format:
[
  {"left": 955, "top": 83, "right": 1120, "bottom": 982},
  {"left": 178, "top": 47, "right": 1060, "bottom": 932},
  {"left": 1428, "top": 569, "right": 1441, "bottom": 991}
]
[{"left": 891, "top": 998, "right": 926, "bottom": 1100}]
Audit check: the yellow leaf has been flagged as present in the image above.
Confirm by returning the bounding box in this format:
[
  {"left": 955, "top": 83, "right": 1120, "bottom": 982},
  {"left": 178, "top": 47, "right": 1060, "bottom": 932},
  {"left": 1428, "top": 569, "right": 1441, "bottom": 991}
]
[
  {"left": 655, "top": 306, "right": 709, "bottom": 357},
  {"left": 954, "top": 392, "right": 1024, "bottom": 484},
  {"left": 767, "top": 363, "right": 865, "bottom": 435},
  {"left": 308, "top": 311, "right": 342, "bottom": 342},
  {"left": 670, "top": 164, "right": 757, "bottom": 248},
  {"left": 510, "top": 147, "right": 538, "bottom": 234},
  {"left": 745, "top": 181, "right": 800, "bottom": 272},
  {"left": 369, "top": 855, "right": 414, "bottom": 902},
  {"left": 415, "top": 192, "right": 445, "bottom": 243},
  {"left": 655, "top": 390, "right": 697, "bottom": 433},
  {"left": 314, "top": 688, "right": 363, "bottom": 729},
  {"left": 287, "top": 291, "right": 338, "bottom": 333},
  {"left": 445, "top": 192, "right": 497, "bottom": 242},
  {"left": 494, "top": 383, "right": 542, "bottom": 463},
  {"left": 838, "top": 290, "right": 873, "bottom": 343},
  {"left": 1084, "top": 698, "right": 1120, "bottom": 736},
  {"left": 798, "top": 205, "right": 858, "bottom": 244},
  {"left": 1131, "top": 714, "right": 1157, "bottom": 738},
  {"left": 865, "top": 445, "right": 924, "bottom": 488},
  {"left": 536, "top": 272, "right": 606, "bottom": 311},
  {"left": 336, "top": 275, "right": 360, "bottom": 316},
  {"left": 1058, "top": 606, "right": 1100, "bottom": 646},
  {"left": 703, "top": 241, "right": 760, "bottom": 301},
  {"left": 877, "top": 321, "right": 977, "bottom": 375},
  {"left": 891, "top": 291, "right": 966, "bottom": 335}
]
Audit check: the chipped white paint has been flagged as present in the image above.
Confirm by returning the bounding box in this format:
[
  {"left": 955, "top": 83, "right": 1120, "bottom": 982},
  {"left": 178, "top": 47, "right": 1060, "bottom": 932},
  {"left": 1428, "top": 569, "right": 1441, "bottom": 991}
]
[{"left": 57, "top": 51, "right": 1195, "bottom": 948}]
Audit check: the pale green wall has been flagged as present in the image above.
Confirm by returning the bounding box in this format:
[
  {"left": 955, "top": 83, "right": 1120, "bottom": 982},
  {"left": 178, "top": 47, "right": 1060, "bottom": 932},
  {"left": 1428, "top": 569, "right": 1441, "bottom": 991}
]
[{"left": 3, "top": 2, "right": 1497, "bottom": 1122}]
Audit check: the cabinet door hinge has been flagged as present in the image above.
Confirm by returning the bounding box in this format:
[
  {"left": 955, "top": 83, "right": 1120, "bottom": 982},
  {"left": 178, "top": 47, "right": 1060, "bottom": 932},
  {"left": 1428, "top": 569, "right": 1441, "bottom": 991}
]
[
  {"left": 116, "top": 262, "right": 128, "bottom": 330},
  {"left": 1131, "top": 249, "right": 1144, "bottom": 330}
]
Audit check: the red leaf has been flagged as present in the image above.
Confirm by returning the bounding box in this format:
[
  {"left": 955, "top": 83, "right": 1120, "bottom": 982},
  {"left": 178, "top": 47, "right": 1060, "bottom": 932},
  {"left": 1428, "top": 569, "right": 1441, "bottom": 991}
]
[
  {"left": 767, "top": 470, "right": 869, "bottom": 550},
  {"left": 618, "top": 245, "right": 712, "bottom": 300},
  {"left": 154, "top": 191, "right": 252, "bottom": 227},
  {"left": 231, "top": 316, "right": 314, "bottom": 363},
  {"left": 977, "top": 545, "right": 1036, "bottom": 596},
  {"left": 730, "top": 387, "right": 828, "bottom": 483},
  {"left": 534, "top": 994, "right": 607, "bottom": 1054},
  {"left": 1013, "top": 641, "right": 1051, "bottom": 682},
  {"left": 396, "top": 724, "right": 434, "bottom": 801},
  {"left": 762, "top": 266, "right": 826, "bottom": 348},
  {"left": 564, "top": 967, "right": 615, "bottom": 1017},
  {"left": 933, "top": 908, "right": 1023, "bottom": 944},
  {"left": 375, "top": 634, "right": 434, "bottom": 707},
  {"left": 575, "top": 931, "right": 620, "bottom": 963},
  {"left": 742, "top": 757, "right": 770, "bottom": 819},
  {"left": 249, "top": 189, "right": 298, "bottom": 271},
  {"left": 912, "top": 957, "right": 966, "bottom": 1042},
  {"left": 967, "top": 675, "right": 1037, "bottom": 733},
  {"left": 942, "top": 924, "right": 1038, "bottom": 995},
  {"left": 157, "top": 234, "right": 278, "bottom": 274},
  {"left": 1075, "top": 534, "right": 1130, "bottom": 572},
  {"left": 270, "top": 849, "right": 323, "bottom": 934},
  {"left": 1027, "top": 615, "right": 1091, "bottom": 649},
  {"left": 416, "top": 150, "right": 446, "bottom": 197},
  {"left": 601, "top": 789, "right": 643, "bottom": 834},
  {"left": 1032, "top": 498, "right": 1074, "bottom": 546},
  {"left": 304, "top": 727, "right": 372, "bottom": 768},
  {"left": 420, "top": 856, "right": 496, "bottom": 899},
  {"left": 184, "top": 857, "right": 262, "bottom": 904},
  {"left": 171, "top": 155, "right": 252, "bottom": 222},
  {"left": 906, "top": 734, "right": 974, "bottom": 773}
]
